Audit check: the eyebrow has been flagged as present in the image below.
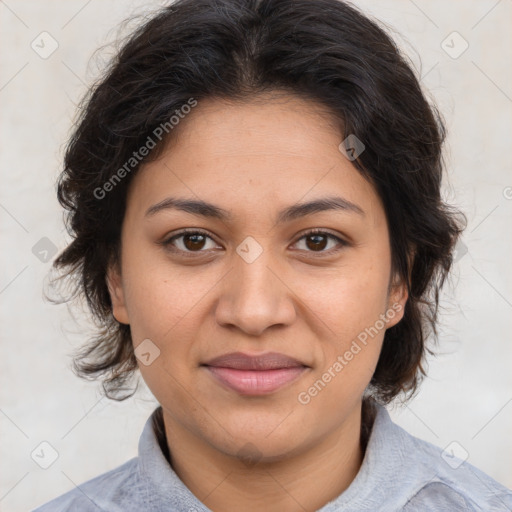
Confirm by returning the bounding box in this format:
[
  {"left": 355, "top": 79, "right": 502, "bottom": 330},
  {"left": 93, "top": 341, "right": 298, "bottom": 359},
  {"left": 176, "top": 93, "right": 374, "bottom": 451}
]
[{"left": 145, "top": 195, "right": 364, "bottom": 223}]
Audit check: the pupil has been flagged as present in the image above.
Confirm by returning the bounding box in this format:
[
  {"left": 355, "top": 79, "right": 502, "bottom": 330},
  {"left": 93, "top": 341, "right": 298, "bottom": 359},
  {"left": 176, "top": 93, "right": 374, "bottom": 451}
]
[
  {"left": 185, "top": 234, "right": 205, "bottom": 250},
  {"left": 307, "top": 234, "right": 327, "bottom": 251}
]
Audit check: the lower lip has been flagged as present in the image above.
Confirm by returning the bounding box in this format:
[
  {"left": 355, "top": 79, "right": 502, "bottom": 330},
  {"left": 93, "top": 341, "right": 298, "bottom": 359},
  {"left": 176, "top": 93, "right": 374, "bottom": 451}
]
[{"left": 204, "top": 366, "right": 307, "bottom": 395}]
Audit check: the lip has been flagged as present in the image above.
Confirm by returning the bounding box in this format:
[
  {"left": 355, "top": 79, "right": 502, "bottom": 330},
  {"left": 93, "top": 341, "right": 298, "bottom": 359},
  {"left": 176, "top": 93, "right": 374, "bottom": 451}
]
[{"left": 202, "top": 352, "right": 309, "bottom": 395}]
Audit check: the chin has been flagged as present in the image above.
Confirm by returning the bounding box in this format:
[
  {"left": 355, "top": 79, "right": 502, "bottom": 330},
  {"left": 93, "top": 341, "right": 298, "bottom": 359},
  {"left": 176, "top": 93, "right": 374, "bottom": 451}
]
[{"left": 211, "top": 416, "right": 312, "bottom": 461}]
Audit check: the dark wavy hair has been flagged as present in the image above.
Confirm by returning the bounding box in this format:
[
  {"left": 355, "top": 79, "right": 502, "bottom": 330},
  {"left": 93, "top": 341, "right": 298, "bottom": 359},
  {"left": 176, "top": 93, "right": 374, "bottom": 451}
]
[{"left": 52, "top": 0, "right": 464, "bottom": 402}]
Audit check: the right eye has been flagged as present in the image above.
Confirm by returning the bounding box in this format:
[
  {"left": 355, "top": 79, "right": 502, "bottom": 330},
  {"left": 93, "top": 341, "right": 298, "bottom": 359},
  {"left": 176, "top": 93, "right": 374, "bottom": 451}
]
[{"left": 161, "top": 229, "right": 222, "bottom": 256}]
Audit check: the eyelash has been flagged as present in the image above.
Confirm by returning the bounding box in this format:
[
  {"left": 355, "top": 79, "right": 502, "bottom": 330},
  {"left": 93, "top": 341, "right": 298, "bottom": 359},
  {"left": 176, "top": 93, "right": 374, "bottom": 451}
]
[{"left": 160, "top": 228, "right": 347, "bottom": 257}]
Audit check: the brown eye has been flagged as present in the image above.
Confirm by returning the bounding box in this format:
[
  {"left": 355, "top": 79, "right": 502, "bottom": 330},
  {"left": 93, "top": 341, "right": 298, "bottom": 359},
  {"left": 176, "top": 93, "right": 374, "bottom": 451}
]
[
  {"left": 162, "top": 230, "right": 220, "bottom": 254},
  {"left": 305, "top": 233, "right": 329, "bottom": 251},
  {"left": 183, "top": 233, "right": 207, "bottom": 251},
  {"left": 293, "top": 230, "right": 346, "bottom": 254}
]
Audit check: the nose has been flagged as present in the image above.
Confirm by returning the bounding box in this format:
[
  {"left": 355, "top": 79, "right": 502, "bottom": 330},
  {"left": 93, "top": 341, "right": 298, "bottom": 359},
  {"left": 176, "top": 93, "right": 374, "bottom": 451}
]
[{"left": 214, "top": 246, "right": 297, "bottom": 337}]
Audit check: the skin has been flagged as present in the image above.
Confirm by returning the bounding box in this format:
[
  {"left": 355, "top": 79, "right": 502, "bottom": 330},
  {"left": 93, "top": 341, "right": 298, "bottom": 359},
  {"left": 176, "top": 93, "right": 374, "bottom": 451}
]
[{"left": 107, "top": 92, "right": 408, "bottom": 512}]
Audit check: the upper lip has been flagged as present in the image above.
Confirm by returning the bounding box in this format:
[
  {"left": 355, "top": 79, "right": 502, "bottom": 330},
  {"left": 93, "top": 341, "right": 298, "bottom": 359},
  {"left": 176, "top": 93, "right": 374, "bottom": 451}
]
[{"left": 202, "top": 352, "right": 307, "bottom": 371}]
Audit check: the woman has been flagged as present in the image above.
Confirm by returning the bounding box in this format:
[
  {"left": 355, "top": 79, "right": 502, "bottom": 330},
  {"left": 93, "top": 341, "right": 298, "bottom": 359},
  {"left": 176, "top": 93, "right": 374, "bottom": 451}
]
[{"left": 34, "top": 0, "right": 512, "bottom": 510}]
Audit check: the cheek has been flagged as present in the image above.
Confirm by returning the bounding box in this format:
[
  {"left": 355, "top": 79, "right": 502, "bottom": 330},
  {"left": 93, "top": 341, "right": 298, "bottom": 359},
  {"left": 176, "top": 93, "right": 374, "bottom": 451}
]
[
  {"left": 119, "top": 246, "right": 219, "bottom": 402},
  {"left": 296, "top": 278, "right": 388, "bottom": 416},
  {"left": 299, "top": 254, "right": 391, "bottom": 342},
  {"left": 120, "top": 244, "right": 218, "bottom": 343},
  {"left": 295, "top": 252, "right": 391, "bottom": 398}
]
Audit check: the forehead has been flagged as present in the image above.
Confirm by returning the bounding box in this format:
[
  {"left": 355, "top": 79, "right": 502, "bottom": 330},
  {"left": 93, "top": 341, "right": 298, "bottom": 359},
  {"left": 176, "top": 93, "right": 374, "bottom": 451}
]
[
  {"left": 172, "top": 92, "right": 342, "bottom": 151},
  {"left": 125, "top": 93, "right": 385, "bottom": 226}
]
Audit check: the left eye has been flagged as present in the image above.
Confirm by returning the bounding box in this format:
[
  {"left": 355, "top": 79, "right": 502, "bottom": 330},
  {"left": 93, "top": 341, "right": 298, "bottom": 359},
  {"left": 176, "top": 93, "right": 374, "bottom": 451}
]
[{"left": 293, "top": 230, "right": 345, "bottom": 253}]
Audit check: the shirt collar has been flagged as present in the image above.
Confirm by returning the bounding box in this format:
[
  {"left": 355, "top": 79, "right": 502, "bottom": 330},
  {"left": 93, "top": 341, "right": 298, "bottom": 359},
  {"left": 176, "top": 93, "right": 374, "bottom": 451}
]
[
  {"left": 137, "top": 407, "right": 211, "bottom": 511},
  {"left": 136, "top": 403, "right": 400, "bottom": 511}
]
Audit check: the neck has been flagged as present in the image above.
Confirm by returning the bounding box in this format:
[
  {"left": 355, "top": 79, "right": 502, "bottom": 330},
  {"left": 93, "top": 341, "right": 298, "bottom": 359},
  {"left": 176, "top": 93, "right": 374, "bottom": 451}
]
[{"left": 160, "top": 402, "right": 368, "bottom": 512}]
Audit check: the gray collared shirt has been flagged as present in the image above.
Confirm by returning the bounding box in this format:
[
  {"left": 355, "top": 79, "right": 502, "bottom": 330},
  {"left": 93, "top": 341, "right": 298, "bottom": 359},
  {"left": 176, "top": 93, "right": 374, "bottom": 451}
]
[{"left": 33, "top": 404, "right": 512, "bottom": 511}]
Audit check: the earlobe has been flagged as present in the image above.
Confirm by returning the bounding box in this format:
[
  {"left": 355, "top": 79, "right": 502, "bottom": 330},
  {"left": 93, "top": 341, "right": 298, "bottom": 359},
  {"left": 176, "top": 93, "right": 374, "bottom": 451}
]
[
  {"left": 106, "top": 264, "right": 130, "bottom": 325},
  {"left": 386, "top": 250, "right": 414, "bottom": 328},
  {"left": 386, "top": 277, "right": 409, "bottom": 328}
]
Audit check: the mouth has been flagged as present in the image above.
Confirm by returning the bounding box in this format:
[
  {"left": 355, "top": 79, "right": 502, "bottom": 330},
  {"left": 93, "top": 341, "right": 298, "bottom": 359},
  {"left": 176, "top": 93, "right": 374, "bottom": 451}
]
[{"left": 201, "top": 352, "right": 309, "bottom": 396}]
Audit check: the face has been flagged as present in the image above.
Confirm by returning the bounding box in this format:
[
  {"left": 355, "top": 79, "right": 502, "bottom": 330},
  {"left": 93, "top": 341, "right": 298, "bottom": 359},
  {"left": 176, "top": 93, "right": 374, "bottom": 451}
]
[{"left": 108, "top": 92, "right": 407, "bottom": 462}]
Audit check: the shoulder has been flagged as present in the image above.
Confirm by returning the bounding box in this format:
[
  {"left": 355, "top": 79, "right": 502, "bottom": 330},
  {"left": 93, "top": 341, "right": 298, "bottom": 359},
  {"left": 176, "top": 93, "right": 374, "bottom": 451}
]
[
  {"left": 394, "top": 419, "right": 512, "bottom": 511},
  {"left": 32, "top": 457, "right": 142, "bottom": 512},
  {"left": 330, "top": 405, "right": 512, "bottom": 512}
]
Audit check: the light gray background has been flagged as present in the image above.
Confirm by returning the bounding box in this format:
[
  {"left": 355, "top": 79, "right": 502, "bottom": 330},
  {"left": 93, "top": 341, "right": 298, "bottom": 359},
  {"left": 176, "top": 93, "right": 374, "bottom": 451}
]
[{"left": 1, "top": 1, "right": 511, "bottom": 510}]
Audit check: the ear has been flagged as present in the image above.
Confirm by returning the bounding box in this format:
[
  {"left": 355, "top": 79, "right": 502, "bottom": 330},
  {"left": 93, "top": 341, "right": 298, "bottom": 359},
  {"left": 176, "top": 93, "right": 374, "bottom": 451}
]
[
  {"left": 386, "top": 247, "right": 415, "bottom": 328},
  {"left": 385, "top": 272, "right": 409, "bottom": 329},
  {"left": 106, "top": 262, "right": 130, "bottom": 325}
]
